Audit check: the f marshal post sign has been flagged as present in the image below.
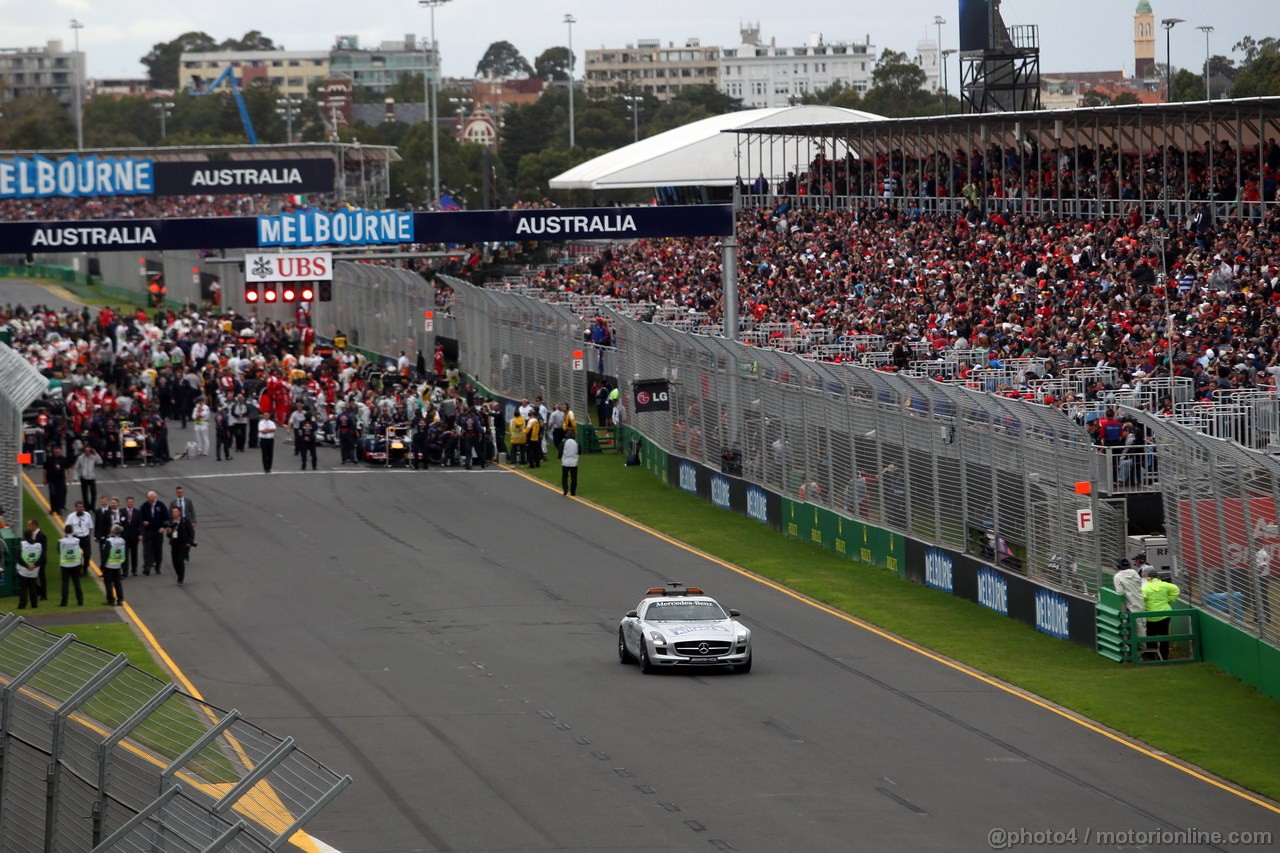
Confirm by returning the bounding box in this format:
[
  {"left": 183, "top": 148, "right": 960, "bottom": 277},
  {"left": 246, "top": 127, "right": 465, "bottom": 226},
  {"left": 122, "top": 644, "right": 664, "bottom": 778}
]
[{"left": 243, "top": 252, "right": 333, "bottom": 282}]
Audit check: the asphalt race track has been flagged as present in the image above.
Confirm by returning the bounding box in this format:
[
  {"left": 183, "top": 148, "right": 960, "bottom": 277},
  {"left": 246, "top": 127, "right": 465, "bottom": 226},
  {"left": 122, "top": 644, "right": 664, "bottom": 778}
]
[{"left": 63, "top": 430, "right": 1277, "bottom": 853}]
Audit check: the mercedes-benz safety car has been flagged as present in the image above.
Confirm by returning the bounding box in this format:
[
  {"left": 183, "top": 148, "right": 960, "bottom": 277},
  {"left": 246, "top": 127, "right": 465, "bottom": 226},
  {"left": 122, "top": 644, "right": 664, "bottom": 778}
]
[{"left": 618, "top": 584, "right": 752, "bottom": 673}]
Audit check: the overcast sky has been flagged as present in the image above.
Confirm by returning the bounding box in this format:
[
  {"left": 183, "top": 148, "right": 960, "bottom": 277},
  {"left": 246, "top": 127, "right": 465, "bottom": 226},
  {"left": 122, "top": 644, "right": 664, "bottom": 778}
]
[{"left": 8, "top": 0, "right": 1278, "bottom": 83}]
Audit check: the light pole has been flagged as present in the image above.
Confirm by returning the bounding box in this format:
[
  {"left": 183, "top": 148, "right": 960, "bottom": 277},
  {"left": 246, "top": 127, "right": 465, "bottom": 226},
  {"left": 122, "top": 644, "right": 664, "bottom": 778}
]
[
  {"left": 933, "top": 14, "right": 946, "bottom": 98},
  {"left": 1197, "top": 25, "right": 1214, "bottom": 100},
  {"left": 276, "top": 96, "right": 301, "bottom": 143},
  {"left": 153, "top": 101, "right": 175, "bottom": 139},
  {"left": 564, "top": 13, "right": 576, "bottom": 149},
  {"left": 1161, "top": 17, "right": 1184, "bottom": 102},
  {"left": 70, "top": 19, "right": 84, "bottom": 150},
  {"left": 419, "top": 0, "right": 451, "bottom": 207},
  {"left": 941, "top": 49, "right": 957, "bottom": 114},
  {"left": 623, "top": 94, "right": 642, "bottom": 143}
]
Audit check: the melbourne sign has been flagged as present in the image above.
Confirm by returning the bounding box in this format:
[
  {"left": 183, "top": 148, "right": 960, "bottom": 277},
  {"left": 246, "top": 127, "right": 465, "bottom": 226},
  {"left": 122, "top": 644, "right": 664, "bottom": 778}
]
[
  {"left": 0, "top": 154, "right": 333, "bottom": 199},
  {"left": 0, "top": 155, "right": 153, "bottom": 199},
  {"left": 256, "top": 210, "right": 414, "bottom": 247},
  {"left": 0, "top": 205, "right": 733, "bottom": 253},
  {"left": 633, "top": 379, "right": 671, "bottom": 413},
  {"left": 244, "top": 252, "right": 333, "bottom": 282}
]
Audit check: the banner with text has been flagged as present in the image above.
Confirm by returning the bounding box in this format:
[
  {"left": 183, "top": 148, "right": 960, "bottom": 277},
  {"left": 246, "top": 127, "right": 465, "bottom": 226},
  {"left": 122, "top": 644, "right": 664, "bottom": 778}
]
[
  {"left": 152, "top": 159, "right": 333, "bottom": 196},
  {"left": 244, "top": 252, "right": 334, "bottom": 282},
  {"left": 0, "top": 205, "right": 735, "bottom": 253},
  {"left": 632, "top": 379, "right": 671, "bottom": 413}
]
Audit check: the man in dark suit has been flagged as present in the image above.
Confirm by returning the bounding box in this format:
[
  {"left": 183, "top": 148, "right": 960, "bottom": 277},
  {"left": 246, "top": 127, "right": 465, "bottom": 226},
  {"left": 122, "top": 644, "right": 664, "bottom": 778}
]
[
  {"left": 94, "top": 495, "right": 113, "bottom": 568},
  {"left": 139, "top": 490, "right": 168, "bottom": 575},
  {"left": 165, "top": 505, "right": 195, "bottom": 585},
  {"left": 120, "top": 495, "right": 141, "bottom": 576},
  {"left": 172, "top": 485, "right": 197, "bottom": 553}
]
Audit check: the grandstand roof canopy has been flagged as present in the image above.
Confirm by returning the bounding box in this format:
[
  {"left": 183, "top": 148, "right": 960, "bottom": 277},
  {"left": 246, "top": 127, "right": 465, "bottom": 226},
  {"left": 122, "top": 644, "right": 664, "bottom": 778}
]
[
  {"left": 549, "top": 105, "right": 882, "bottom": 190},
  {"left": 728, "top": 96, "right": 1280, "bottom": 151},
  {"left": 0, "top": 142, "right": 400, "bottom": 164}
]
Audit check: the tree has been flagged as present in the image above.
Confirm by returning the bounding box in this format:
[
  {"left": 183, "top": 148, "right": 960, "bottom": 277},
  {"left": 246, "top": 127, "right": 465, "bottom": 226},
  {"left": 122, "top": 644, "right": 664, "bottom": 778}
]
[
  {"left": 668, "top": 85, "right": 740, "bottom": 115},
  {"left": 222, "top": 30, "right": 279, "bottom": 51},
  {"left": 1079, "top": 89, "right": 1111, "bottom": 108},
  {"left": 83, "top": 95, "right": 157, "bottom": 147},
  {"left": 861, "top": 49, "right": 935, "bottom": 117},
  {"left": 141, "top": 31, "right": 218, "bottom": 89},
  {"left": 795, "top": 80, "right": 863, "bottom": 109},
  {"left": 0, "top": 94, "right": 75, "bottom": 149},
  {"left": 476, "top": 41, "right": 534, "bottom": 79},
  {"left": 1233, "top": 36, "right": 1279, "bottom": 70},
  {"left": 1110, "top": 92, "right": 1140, "bottom": 106},
  {"left": 1169, "top": 69, "right": 1202, "bottom": 102},
  {"left": 1232, "top": 51, "right": 1280, "bottom": 97},
  {"left": 535, "top": 47, "right": 572, "bottom": 82}
]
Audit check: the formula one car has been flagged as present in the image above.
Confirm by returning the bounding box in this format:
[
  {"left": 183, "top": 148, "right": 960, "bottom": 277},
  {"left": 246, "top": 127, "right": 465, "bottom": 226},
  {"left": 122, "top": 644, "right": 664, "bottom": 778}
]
[
  {"left": 386, "top": 424, "right": 412, "bottom": 467},
  {"left": 618, "top": 583, "right": 752, "bottom": 674}
]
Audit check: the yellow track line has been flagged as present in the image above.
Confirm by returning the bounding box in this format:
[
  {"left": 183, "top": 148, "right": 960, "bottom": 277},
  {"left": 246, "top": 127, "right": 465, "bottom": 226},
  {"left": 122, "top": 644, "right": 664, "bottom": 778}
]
[
  {"left": 22, "top": 473, "right": 324, "bottom": 851},
  {"left": 502, "top": 462, "right": 1280, "bottom": 816}
]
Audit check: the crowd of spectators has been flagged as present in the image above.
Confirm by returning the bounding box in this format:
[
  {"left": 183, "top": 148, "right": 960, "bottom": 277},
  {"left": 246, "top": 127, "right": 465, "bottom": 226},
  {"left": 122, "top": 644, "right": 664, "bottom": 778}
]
[
  {"left": 0, "top": 194, "right": 286, "bottom": 222},
  {"left": 528, "top": 200, "right": 1280, "bottom": 409},
  {"left": 745, "top": 139, "right": 1280, "bottom": 209}
]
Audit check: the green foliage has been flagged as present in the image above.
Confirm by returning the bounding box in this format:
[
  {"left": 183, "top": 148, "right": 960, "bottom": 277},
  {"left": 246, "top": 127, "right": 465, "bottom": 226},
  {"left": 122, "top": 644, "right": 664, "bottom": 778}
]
[
  {"left": 1080, "top": 89, "right": 1111, "bottom": 108},
  {"left": 1170, "top": 69, "right": 1203, "bottom": 103},
  {"left": 141, "top": 31, "right": 217, "bottom": 89},
  {"left": 0, "top": 95, "right": 75, "bottom": 149},
  {"left": 535, "top": 47, "right": 572, "bottom": 82},
  {"left": 1232, "top": 51, "right": 1280, "bottom": 97},
  {"left": 1110, "top": 91, "right": 1140, "bottom": 106},
  {"left": 83, "top": 95, "right": 157, "bottom": 147},
  {"left": 511, "top": 146, "right": 593, "bottom": 200},
  {"left": 859, "top": 48, "right": 943, "bottom": 118},
  {"left": 667, "top": 84, "right": 741, "bottom": 115},
  {"left": 795, "top": 80, "right": 864, "bottom": 109},
  {"left": 476, "top": 41, "right": 534, "bottom": 79}
]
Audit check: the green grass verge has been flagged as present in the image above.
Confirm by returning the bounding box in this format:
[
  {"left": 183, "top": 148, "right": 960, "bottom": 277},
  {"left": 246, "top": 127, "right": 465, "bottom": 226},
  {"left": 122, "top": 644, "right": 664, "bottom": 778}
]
[
  {"left": 13, "top": 489, "right": 115, "bottom": 614},
  {"left": 526, "top": 452, "right": 1280, "bottom": 802},
  {"left": 13, "top": 487, "right": 239, "bottom": 783},
  {"left": 42, "top": 623, "right": 168, "bottom": 680}
]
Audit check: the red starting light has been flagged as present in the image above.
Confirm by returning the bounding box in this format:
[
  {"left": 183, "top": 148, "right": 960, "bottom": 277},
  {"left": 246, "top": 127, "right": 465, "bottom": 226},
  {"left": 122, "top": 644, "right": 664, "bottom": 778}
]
[
  {"left": 300, "top": 284, "right": 315, "bottom": 301},
  {"left": 263, "top": 287, "right": 278, "bottom": 302},
  {"left": 281, "top": 285, "right": 297, "bottom": 302},
  {"left": 245, "top": 284, "right": 260, "bottom": 303}
]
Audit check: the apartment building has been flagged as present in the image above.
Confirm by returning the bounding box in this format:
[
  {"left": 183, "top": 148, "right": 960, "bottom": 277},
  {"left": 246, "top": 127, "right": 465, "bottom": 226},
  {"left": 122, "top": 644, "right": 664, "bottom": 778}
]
[
  {"left": 583, "top": 38, "right": 720, "bottom": 102},
  {"left": 330, "top": 34, "right": 436, "bottom": 94},
  {"left": 0, "top": 40, "right": 84, "bottom": 109},
  {"left": 720, "top": 25, "right": 878, "bottom": 109},
  {"left": 178, "top": 50, "right": 330, "bottom": 99}
]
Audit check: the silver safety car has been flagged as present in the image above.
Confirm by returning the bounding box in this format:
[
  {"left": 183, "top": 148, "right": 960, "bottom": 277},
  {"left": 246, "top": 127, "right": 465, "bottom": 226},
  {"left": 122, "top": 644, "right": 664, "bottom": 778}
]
[{"left": 618, "top": 584, "right": 752, "bottom": 673}]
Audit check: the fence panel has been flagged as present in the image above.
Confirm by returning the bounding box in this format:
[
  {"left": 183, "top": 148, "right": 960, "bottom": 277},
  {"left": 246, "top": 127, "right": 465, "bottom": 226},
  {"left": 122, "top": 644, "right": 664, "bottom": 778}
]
[
  {"left": 451, "top": 279, "right": 1103, "bottom": 598},
  {"left": 0, "top": 344, "right": 50, "bottom": 532},
  {"left": 0, "top": 617, "right": 349, "bottom": 852}
]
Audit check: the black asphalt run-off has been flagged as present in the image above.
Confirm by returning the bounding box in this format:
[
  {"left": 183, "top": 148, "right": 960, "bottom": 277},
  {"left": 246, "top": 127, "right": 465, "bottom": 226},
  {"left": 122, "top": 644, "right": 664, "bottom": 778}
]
[{"left": 24, "top": 350, "right": 1280, "bottom": 853}]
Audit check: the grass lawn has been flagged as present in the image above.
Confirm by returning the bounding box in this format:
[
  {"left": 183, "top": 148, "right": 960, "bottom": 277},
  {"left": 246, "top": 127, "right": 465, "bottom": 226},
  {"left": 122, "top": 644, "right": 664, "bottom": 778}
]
[
  {"left": 526, "top": 451, "right": 1280, "bottom": 803},
  {"left": 13, "top": 489, "right": 115, "bottom": 614}
]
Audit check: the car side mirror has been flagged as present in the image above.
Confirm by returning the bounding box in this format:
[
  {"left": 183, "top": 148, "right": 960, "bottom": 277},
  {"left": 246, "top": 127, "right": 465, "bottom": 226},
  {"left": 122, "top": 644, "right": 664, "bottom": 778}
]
[
  {"left": 627, "top": 610, "right": 638, "bottom": 618},
  {"left": 729, "top": 609, "right": 740, "bottom": 617}
]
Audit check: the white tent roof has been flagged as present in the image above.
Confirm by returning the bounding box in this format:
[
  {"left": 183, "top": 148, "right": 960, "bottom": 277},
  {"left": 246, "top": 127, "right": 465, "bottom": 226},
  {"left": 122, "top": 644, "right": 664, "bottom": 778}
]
[{"left": 548, "top": 105, "right": 882, "bottom": 190}]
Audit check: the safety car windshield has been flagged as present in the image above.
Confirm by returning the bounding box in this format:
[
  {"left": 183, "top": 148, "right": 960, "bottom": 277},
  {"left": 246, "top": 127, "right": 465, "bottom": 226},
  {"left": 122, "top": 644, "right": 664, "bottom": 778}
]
[{"left": 643, "top": 600, "right": 727, "bottom": 621}]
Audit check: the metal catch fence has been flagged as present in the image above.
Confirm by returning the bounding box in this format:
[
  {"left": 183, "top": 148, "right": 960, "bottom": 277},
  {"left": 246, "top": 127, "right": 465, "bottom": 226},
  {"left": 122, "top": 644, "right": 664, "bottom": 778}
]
[
  {"left": 0, "top": 614, "right": 349, "bottom": 852},
  {"left": 0, "top": 344, "right": 49, "bottom": 532},
  {"left": 1126, "top": 407, "right": 1280, "bottom": 645},
  {"left": 452, "top": 278, "right": 1122, "bottom": 598}
]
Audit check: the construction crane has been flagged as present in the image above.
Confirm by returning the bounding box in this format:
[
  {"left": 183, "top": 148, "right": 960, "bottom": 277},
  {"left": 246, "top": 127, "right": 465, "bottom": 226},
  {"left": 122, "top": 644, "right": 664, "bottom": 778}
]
[{"left": 189, "top": 66, "right": 260, "bottom": 144}]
